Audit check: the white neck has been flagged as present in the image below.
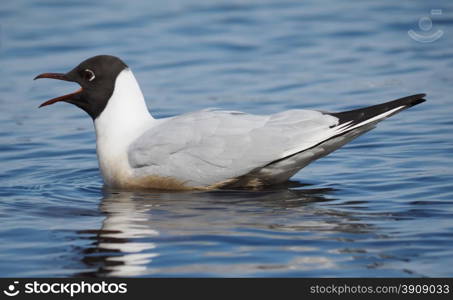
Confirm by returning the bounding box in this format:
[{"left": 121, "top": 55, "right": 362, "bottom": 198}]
[{"left": 94, "top": 68, "right": 155, "bottom": 186}]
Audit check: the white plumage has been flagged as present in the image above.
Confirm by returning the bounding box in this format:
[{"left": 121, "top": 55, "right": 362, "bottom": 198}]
[{"left": 92, "top": 68, "right": 422, "bottom": 190}]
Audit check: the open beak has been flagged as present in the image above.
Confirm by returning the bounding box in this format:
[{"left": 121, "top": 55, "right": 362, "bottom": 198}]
[{"left": 34, "top": 73, "right": 82, "bottom": 108}]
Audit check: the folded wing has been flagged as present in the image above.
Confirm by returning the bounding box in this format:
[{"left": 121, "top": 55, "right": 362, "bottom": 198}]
[
  {"left": 128, "top": 109, "right": 339, "bottom": 186},
  {"left": 128, "top": 94, "right": 426, "bottom": 187}
]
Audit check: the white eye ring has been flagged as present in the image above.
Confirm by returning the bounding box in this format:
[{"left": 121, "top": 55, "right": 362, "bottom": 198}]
[{"left": 84, "top": 69, "right": 96, "bottom": 81}]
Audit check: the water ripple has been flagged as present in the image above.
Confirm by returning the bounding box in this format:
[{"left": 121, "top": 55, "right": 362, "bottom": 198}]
[{"left": 1, "top": 0, "right": 453, "bottom": 277}]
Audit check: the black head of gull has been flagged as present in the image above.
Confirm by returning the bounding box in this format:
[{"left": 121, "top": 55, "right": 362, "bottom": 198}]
[{"left": 34, "top": 55, "right": 128, "bottom": 119}]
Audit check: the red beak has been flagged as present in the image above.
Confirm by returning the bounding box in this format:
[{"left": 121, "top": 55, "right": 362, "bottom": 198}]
[{"left": 34, "top": 73, "right": 83, "bottom": 108}]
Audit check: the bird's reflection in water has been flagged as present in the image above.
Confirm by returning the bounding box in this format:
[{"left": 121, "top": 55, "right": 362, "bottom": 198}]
[
  {"left": 76, "top": 182, "right": 373, "bottom": 277},
  {"left": 77, "top": 190, "right": 160, "bottom": 277}
]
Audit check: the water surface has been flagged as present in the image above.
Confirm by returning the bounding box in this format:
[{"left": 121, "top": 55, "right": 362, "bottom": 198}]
[{"left": 1, "top": 0, "right": 453, "bottom": 277}]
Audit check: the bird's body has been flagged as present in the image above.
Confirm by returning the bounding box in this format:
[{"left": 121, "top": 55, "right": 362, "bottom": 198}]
[{"left": 35, "top": 55, "right": 426, "bottom": 190}]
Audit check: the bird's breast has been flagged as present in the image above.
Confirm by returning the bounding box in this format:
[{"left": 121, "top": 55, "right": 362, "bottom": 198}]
[{"left": 96, "top": 136, "right": 133, "bottom": 187}]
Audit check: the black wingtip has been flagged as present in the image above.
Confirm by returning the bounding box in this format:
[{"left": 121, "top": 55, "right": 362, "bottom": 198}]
[
  {"left": 331, "top": 93, "right": 427, "bottom": 126},
  {"left": 393, "top": 93, "right": 426, "bottom": 107},
  {"left": 408, "top": 95, "right": 426, "bottom": 107}
]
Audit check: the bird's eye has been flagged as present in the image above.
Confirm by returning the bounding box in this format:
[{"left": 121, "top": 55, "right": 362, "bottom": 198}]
[{"left": 83, "top": 69, "right": 96, "bottom": 82}]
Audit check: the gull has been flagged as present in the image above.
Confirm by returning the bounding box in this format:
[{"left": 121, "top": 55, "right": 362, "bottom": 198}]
[{"left": 35, "top": 55, "right": 426, "bottom": 190}]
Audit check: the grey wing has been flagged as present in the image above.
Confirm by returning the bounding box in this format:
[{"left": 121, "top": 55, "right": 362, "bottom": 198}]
[{"left": 128, "top": 109, "right": 339, "bottom": 186}]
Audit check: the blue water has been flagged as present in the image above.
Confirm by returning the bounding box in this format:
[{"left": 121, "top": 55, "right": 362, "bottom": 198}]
[{"left": 1, "top": 0, "right": 453, "bottom": 277}]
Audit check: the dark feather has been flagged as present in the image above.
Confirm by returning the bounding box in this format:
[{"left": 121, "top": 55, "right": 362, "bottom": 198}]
[{"left": 329, "top": 93, "right": 426, "bottom": 126}]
